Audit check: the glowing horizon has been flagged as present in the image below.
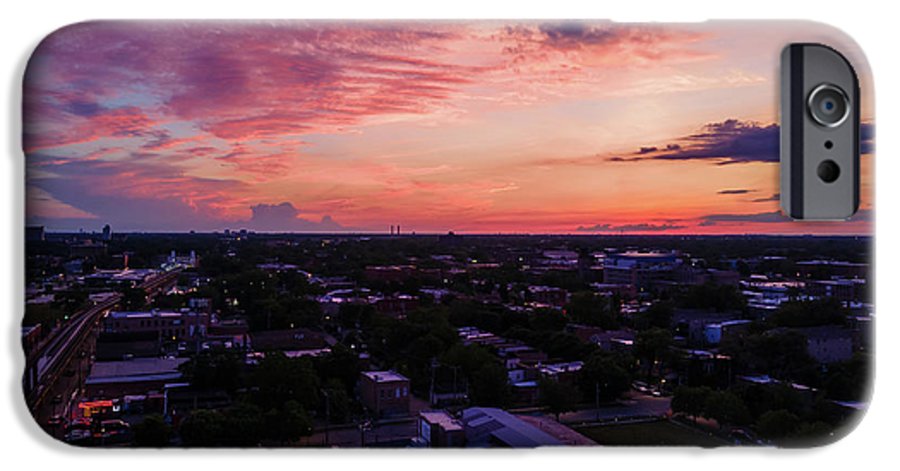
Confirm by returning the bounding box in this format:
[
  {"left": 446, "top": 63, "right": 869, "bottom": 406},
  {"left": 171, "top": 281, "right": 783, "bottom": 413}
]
[{"left": 24, "top": 21, "right": 873, "bottom": 235}]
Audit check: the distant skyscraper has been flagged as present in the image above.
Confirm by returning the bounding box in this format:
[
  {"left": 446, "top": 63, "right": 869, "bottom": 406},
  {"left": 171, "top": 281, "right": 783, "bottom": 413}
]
[{"left": 102, "top": 224, "right": 112, "bottom": 241}]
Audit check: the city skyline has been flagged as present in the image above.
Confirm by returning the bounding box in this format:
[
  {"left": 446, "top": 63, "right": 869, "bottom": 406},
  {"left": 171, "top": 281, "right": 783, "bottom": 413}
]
[{"left": 25, "top": 21, "right": 873, "bottom": 234}]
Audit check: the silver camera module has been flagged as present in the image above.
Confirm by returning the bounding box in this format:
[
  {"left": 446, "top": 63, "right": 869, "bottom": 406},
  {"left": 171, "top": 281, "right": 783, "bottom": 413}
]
[
  {"left": 781, "top": 44, "right": 859, "bottom": 220},
  {"left": 808, "top": 83, "right": 850, "bottom": 128}
]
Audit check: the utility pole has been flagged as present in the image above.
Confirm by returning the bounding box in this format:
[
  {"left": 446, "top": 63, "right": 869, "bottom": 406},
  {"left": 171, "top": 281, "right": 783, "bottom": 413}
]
[
  {"left": 322, "top": 389, "right": 330, "bottom": 447},
  {"left": 429, "top": 358, "right": 438, "bottom": 406}
]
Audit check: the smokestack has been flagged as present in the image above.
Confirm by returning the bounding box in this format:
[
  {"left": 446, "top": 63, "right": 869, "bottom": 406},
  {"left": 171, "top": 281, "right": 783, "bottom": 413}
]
[{"left": 390, "top": 225, "right": 394, "bottom": 235}]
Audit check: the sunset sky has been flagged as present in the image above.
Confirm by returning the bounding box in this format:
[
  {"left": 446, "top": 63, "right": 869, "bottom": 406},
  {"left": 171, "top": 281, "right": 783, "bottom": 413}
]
[{"left": 24, "top": 21, "right": 873, "bottom": 234}]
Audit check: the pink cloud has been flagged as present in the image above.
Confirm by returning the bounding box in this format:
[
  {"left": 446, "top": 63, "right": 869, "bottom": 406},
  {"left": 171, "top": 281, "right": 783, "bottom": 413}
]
[
  {"left": 25, "top": 22, "right": 870, "bottom": 235},
  {"left": 24, "top": 106, "right": 156, "bottom": 152}
]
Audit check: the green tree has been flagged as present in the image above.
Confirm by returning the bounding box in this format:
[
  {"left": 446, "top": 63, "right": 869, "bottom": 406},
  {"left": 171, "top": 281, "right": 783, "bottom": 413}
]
[
  {"left": 635, "top": 328, "right": 672, "bottom": 380},
  {"left": 770, "top": 298, "right": 847, "bottom": 328},
  {"left": 539, "top": 379, "right": 581, "bottom": 421},
  {"left": 737, "top": 383, "right": 803, "bottom": 420},
  {"left": 679, "top": 283, "right": 746, "bottom": 312},
  {"left": 823, "top": 353, "right": 870, "bottom": 401},
  {"left": 635, "top": 301, "right": 673, "bottom": 331},
  {"left": 704, "top": 390, "right": 751, "bottom": 428},
  {"left": 251, "top": 353, "right": 320, "bottom": 411},
  {"left": 720, "top": 331, "right": 818, "bottom": 384},
  {"left": 566, "top": 292, "right": 619, "bottom": 329},
  {"left": 470, "top": 361, "right": 511, "bottom": 408},
  {"left": 264, "top": 400, "right": 312, "bottom": 444},
  {"left": 179, "top": 409, "right": 224, "bottom": 447},
  {"left": 322, "top": 379, "right": 352, "bottom": 424},
  {"left": 756, "top": 409, "right": 800, "bottom": 441},
  {"left": 316, "top": 344, "right": 360, "bottom": 393},
  {"left": 579, "top": 352, "right": 632, "bottom": 403},
  {"left": 787, "top": 421, "right": 836, "bottom": 447},
  {"left": 541, "top": 331, "right": 592, "bottom": 361},
  {"left": 179, "top": 351, "right": 243, "bottom": 392},
  {"left": 528, "top": 308, "right": 567, "bottom": 332},
  {"left": 671, "top": 386, "right": 712, "bottom": 423},
  {"left": 219, "top": 402, "right": 265, "bottom": 446},
  {"left": 133, "top": 414, "right": 172, "bottom": 447},
  {"left": 440, "top": 344, "right": 496, "bottom": 379}
]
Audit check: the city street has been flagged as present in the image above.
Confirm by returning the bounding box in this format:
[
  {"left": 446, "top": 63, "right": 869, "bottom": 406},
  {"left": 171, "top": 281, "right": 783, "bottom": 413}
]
[
  {"left": 558, "top": 392, "right": 671, "bottom": 425},
  {"left": 301, "top": 419, "right": 417, "bottom": 447}
]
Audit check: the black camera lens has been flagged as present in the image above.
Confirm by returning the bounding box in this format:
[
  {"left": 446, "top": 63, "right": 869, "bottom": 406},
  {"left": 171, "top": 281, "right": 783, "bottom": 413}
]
[
  {"left": 817, "top": 159, "right": 841, "bottom": 183},
  {"left": 808, "top": 84, "right": 850, "bottom": 127}
]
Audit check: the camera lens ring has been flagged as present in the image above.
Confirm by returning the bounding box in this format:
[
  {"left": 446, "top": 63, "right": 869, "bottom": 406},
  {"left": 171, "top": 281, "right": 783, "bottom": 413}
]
[{"left": 807, "top": 84, "right": 850, "bottom": 128}]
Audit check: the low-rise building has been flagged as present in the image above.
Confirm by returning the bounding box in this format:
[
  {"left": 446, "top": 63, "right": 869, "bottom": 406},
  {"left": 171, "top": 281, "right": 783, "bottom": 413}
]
[
  {"left": 374, "top": 295, "right": 419, "bottom": 319},
  {"left": 249, "top": 328, "right": 333, "bottom": 357},
  {"left": 603, "top": 251, "right": 680, "bottom": 292},
  {"left": 796, "top": 260, "right": 868, "bottom": 279},
  {"left": 103, "top": 310, "right": 209, "bottom": 340},
  {"left": 84, "top": 268, "right": 158, "bottom": 289},
  {"left": 526, "top": 285, "right": 568, "bottom": 308},
  {"left": 794, "top": 325, "right": 855, "bottom": 364},
  {"left": 359, "top": 370, "right": 410, "bottom": 417},
  {"left": 536, "top": 361, "right": 583, "bottom": 386},
  {"left": 85, "top": 357, "right": 189, "bottom": 399},
  {"left": 417, "top": 410, "right": 466, "bottom": 447},
  {"left": 672, "top": 308, "right": 744, "bottom": 345},
  {"left": 703, "top": 319, "right": 753, "bottom": 345},
  {"left": 460, "top": 407, "right": 562, "bottom": 448},
  {"left": 806, "top": 279, "right": 867, "bottom": 303}
]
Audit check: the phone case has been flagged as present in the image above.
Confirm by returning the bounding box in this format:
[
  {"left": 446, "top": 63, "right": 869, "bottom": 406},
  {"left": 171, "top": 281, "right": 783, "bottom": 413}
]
[{"left": 22, "top": 20, "right": 873, "bottom": 448}]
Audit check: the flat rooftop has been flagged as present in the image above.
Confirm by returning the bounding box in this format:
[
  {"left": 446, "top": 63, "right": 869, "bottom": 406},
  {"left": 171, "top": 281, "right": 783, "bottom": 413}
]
[
  {"left": 420, "top": 411, "right": 464, "bottom": 431},
  {"left": 108, "top": 310, "right": 198, "bottom": 319},
  {"left": 86, "top": 357, "right": 188, "bottom": 385},
  {"left": 361, "top": 370, "right": 408, "bottom": 383}
]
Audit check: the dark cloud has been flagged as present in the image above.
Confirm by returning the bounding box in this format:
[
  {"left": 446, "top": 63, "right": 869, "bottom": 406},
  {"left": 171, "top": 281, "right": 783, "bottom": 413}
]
[
  {"left": 538, "top": 23, "right": 624, "bottom": 46},
  {"left": 606, "top": 156, "right": 642, "bottom": 163},
  {"left": 27, "top": 154, "right": 246, "bottom": 232},
  {"left": 699, "top": 211, "right": 790, "bottom": 226},
  {"left": 700, "top": 208, "right": 872, "bottom": 226},
  {"left": 717, "top": 189, "right": 755, "bottom": 195},
  {"left": 576, "top": 222, "right": 686, "bottom": 232},
  {"left": 248, "top": 202, "right": 345, "bottom": 232},
  {"left": 648, "top": 119, "right": 778, "bottom": 164},
  {"left": 607, "top": 119, "right": 871, "bottom": 167},
  {"left": 751, "top": 193, "right": 780, "bottom": 202},
  {"left": 65, "top": 99, "right": 103, "bottom": 117},
  {"left": 603, "top": 119, "right": 779, "bottom": 166}
]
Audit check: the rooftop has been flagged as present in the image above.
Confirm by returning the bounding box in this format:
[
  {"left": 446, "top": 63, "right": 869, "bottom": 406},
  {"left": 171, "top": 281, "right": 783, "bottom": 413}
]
[
  {"left": 420, "top": 411, "right": 464, "bottom": 431},
  {"left": 361, "top": 370, "right": 409, "bottom": 383},
  {"left": 108, "top": 310, "right": 199, "bottom": 319},
  {"left": 249, "top": 328, "right": 333, "bottom": 351},
  {"left": 610, "top": 251, "right": 677, "bottom": 260},
  {"left": 461, "top": 407, "right": 562, "bottom": 448},
  {"left": 86, "top": 357, "right": 188, "bottom": 385}
]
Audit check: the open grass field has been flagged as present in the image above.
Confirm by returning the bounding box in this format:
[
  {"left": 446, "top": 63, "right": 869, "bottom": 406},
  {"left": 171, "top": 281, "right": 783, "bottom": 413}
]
[{"left": 575, "top": 420, "right": 729, "bottom": 447}]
